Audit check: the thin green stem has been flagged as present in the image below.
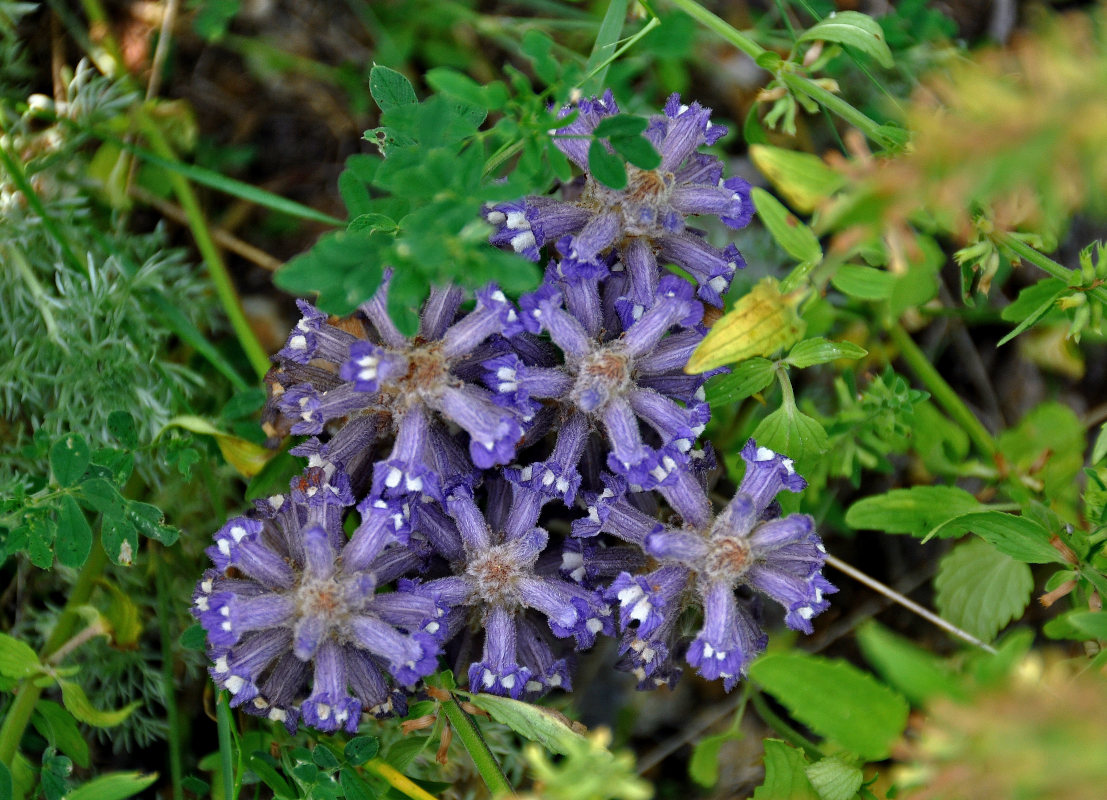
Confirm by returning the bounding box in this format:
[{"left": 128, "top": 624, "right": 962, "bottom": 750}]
[
  {"left": 887, "top": 323, "right": 996, "bottom": 457},
  {"left": 0, "top": 539, "right": 108, "bottom": 769},
  {"left": 781, "top": 73, "right": 892, "bottom": 147},
  {"left": 750, "top": 689, "right": 824, "bottom": 760},
  {"left": 362, "top": 760, "right": 439, "bottom": 800},
  {"left": 996, "top": 232, "right": 1107, "bottom": 306},
  {"left": 154, "top": 545, "right": 184, "bottom": 800},
  {"left": 439, "top": 694, "right": 514, "bottom": 796},
  {"left": 666, "top": 0, "right": 768, "bottom": 61},
  {"left": 216, "top": 692, "right": 236, "bottom": 800},
  {"left": 133, "top": 111, "right": 271, "bottom": 380}
]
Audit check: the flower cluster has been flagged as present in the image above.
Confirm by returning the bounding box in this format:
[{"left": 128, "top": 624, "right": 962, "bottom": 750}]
[{"left": 194, "top": 90, "right": 834, "bottom": 734}]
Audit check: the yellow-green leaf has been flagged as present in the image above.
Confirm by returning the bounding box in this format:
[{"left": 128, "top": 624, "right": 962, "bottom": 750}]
[
  {"left": 750, "top": 145, "right": 844, "bottom": 213},
  {"left": 165, "top": 415, "right": 273, "bottom": 478},
  {"left": 687, "top": 278, "right": 805, "bottom": 373},
  {"left": 752, "top": 188, "right": 823, "bottom": 264},
  {"left": 0, "top": 632, "right": 41, "bottom": 679},
  {"left": 65, "top": 772, "right": 158, "bottom": 800},
  {"left": 60, "top": 680, "right": 141, "bottom": 728}
]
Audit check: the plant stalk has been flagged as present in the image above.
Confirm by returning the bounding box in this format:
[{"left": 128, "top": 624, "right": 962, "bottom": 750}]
[
  {"left": 887, "top": 322, "right": 996, "bottom": 458},
  {"left": 363, "top": 760, "right": 439, "bottom": 800},
  {"left": 439, "top": 694, "right": 515, "bottom": 796},
  {"left": 0, "top": 538, "right": 108, "bottom": 769},
  {"left": 216, "top": 691, "right": 236, "bottom": 800},
  {"left": 154, "top": 545, "right": 185, "bottom": 800},
  {"left": 996, "top": 232, "right": 1107, "bottom": 305}
]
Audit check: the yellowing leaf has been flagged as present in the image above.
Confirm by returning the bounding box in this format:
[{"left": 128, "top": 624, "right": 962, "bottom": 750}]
[
  {"left": 165, "top": 415, "right": 274, "bottom": 478},
  {"left": 60, "top": 680, "right": 141, "bottom": 728},
  {"left": 750, "top": 145, "right": 844, "bottom": 213},
  {"left": 687, "top": 278, "right": 805, "bottom": 373}
]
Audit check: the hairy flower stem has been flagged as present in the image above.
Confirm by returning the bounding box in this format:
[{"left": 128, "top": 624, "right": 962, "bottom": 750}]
[
  {"left": 887, "top": 322, "right": 996, "bottom": 458},
  {"left": 0, "top": 538, "right": 108, "bottom": 772},
  {"left": 439, "top": 694, "right": 515, "bottom": 796}
]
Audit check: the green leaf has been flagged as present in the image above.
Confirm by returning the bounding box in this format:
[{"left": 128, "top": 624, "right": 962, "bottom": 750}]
[
  {"left": 425, "top": 68, "right": 507, "bottom": 110},
  {"left": 831, "top": 265, "right": 894, "bottom": 300},
  {"left": 276, "top": 230, "right": 385, "bottom": 316},
  {"left": 752, "top": 740, "right": 818, "bottom": 800},
  {"left": 845, "top": 486, "right": 984, "bottom": 537},
  {"left": 1068, "top": 611, "right": 1107, "bottom": 639},
  {"left": 0, "top": 632, "right": 41, "bottom": 679},
  {"left": 751, "top": 403, "right": 829, "bottom": 471},
  {"left": 593, "top": 115, "right": 649, "bottom": 138},
  {"left": 935, "top": 539, "right": 1033, "bottom": 642},
  {"left": 55, "top": 495, "right": 93, "bottom": 569},
  {"left": 0, "top": 762, "right": 10, "bottom": 800},
  {"left": 313, "top": 745, "right": 341, "bottom": 770},
  {"left": 369, "top": 65, "right": 417, "bottom": 112},
  {"left": 101, "top": 515, "right": 138, "bottom": 566},
  {"left": 704, "top": 358, "right": 776, "bottom": 406},
  {"left": 752, "top": 188, "right": 822, "bottom": 264},
  {"left": 344, "top": 736, "right": 380, "bottom": 767},
  {"left": 65, "top": 772, "right": 158, "bottom": 800},
  {"left": 749, "top": 145, "right": 845, "bottom": 214},
  {"left": 689, "top": 730, "right": 741, "bottom": 788},
  {"left": 339, "top": 769, "right": 378, "bottom": 800},
  {"left": 61, "top": 681, "right": 141, "bottom": 727},
  {"left": 32, "top": 701, "right": 90, "bottom": 768},
  {"left": 77, "top": 478, "right": 126, "bottom": 516},
  {"left": 125, "top": 501, "right": 178, "bottom": 546},
  {"left": 930, "top": 511, "right": 1065, "bottom": 564},
  {"left": 461, "top": 692, "right": 587, "bottom": 756},
  {"left": 798, "top": 11, "right": 894, "bottom": 68},
  {"left": 51, "top": 434, "right": 90, "bottom": 488},
  {"left": 997, "top": 280, "right": 1067, "bottom": 346},
  {"left": 107, "top": 411, "right": 139, "bottom": 449},
  {"left": 588, "top": 139, "right": 627, "bottom": 190},
  {"left": 247, "top": 753, "right": 295, "bottom": 799},
  {"left": 1092, "top": 423, "right": 1107, "bottom": 465},
  {"left": 750, "top": 652, "right": 909, "bottom": 760},
  {"left": 998, "top": 403, "right": 1085, "bottom": 511},
  {"left": 26, "top": 514, "right": 56, "bottom": 569},
  {"left": 179, "top": 623, "right": 207, "bottom": 651},
  {"left": 805, "top": 756, "right": 863, "bottom": 800},
  {"left": 41, "top": 752, "right": 70, "bottom": 800},
  {"left": 786, "top": 338, "right": 867, "bottom": 369},
  {"left": 610, "top": 135, "right": 661, "bottom": 171},
  {"left": 582, "top": 0, "right": 628, "bottom": 93},
  {"left": 856, "top": 621, "right": 962, "bottom": 706}
]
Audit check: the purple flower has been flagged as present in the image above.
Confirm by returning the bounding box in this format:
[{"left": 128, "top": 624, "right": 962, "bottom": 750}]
[
  {"left": 498, "top": 276, "right": 709, "bottom": 492},
  {"left": 193, "top": 470, "right": 441, "bottom": 732},
  {"left": 588, "top": 440, "right": 836, "bottom": 690},
  {"left": 486, "top": 91, "right": 752, "bottom": 307},
  {"left": 267, "top": 275, "right": 534, "bottom": 513},
  {"left": 401, "top": 477, "right": 614, "bottom": 699}
]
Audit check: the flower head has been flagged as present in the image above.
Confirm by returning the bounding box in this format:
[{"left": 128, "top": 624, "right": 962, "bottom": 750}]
[{"left": 193, "top": 469, "right": 441, "bottom": 732}]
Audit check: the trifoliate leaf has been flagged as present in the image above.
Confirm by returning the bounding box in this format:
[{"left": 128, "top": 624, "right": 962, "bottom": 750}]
[
  {"left": 106, "top": 411, "right": 138, "bottom": 449},
  {"left": 54, "top": 495, "right": 93, "bottom": 569},
  {"left": 50, "top": 434, "right": 90, "bottom": 488},
  {"left": 100, "top": 515, "right": 138, "bottom": 567},
  {"left": 935, "top": 539, "right": 1033, "bottom": 642},
  {"left": 369, "top": 66, "right": 417, "bottom": 112},
  {"left": 750, "top": 652, "right": 909, "bottom": 760},
  {"left": 344, "top": 736, "right": 380, "bottom": 766}
]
